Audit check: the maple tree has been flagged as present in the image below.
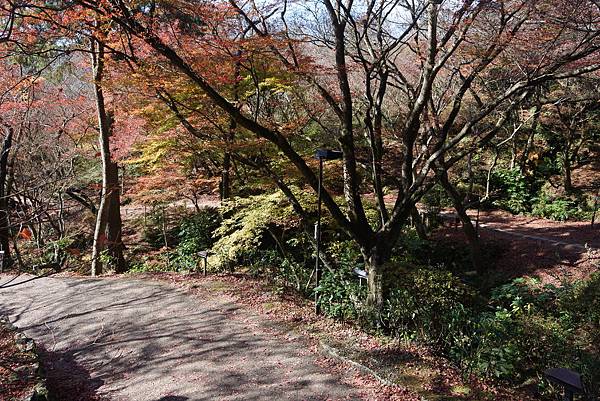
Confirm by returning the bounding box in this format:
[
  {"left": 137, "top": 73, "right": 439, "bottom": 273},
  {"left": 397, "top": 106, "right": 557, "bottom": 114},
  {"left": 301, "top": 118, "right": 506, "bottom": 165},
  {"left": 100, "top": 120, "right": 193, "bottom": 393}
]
[
  {"left": 61, "top": 0, "right": 598, "bottom": 307},
  {"left": 0, "top": 57, "right": 94, "bottom": 269},
  {"left": 8, "top": 0, "right": 586, "bottom": 306},
  {"left": 2, "top": 0, "right": 600, "bottom": 306}
]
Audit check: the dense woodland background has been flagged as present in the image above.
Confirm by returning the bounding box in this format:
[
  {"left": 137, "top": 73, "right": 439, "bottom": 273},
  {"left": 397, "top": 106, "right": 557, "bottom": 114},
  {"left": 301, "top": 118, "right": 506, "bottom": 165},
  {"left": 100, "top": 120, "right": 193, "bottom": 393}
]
[{"left": 1, "top": 0, "right": 600, "bottom": 399}]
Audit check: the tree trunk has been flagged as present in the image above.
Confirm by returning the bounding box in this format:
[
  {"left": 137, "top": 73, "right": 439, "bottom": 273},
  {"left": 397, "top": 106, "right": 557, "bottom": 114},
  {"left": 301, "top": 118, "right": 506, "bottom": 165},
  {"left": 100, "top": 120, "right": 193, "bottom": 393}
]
[
  {"left": 221, "top": 123, "right": 233, "bottom": 201},
  {"left": 90, "top": 36, "right": 126, "bottom": 275},
  {"left": 106, "top": 163, "right": 126, "bottom": 272},
  {"left": 438, "top": 169, "right": 482, "bottom": 272},
  {"left": 365, "top": 243, "right": 391, "bottom": 312},
  {"left": 0, "top": 127, "right": 13, "bottom": 263},
  {"left": 221, "top": 53, "right": 241, "bottom": 201},
  {"left": 564, "top": 155, "right": 573, "bottom": 193},
  {"left": 91, "top": 191, "right": 108, "bottom": 276},
  {"left": 411, "top": 206, "right": 428, "bottom": 239}
]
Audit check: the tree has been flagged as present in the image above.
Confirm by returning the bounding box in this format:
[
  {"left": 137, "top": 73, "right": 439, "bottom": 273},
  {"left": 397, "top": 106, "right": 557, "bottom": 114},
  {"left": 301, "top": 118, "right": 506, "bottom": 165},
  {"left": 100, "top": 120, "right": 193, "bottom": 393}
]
[
  {"left": 56, "top": 0, "right": 600, "bottom": 308},
  {"left": 8, "top": 0, "right": 600, "bottom": 307},
  {"left": 90, "top": 33, "right": 126, "bottom": 275}
]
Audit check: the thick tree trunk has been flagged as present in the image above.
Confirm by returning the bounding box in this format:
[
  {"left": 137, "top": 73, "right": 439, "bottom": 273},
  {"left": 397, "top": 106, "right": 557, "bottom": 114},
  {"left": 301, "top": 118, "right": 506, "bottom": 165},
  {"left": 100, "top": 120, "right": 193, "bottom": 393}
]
[
  {"left": 106, "top": 163, "right": 126, "bottom": 272},
  {"left": 365, "top": 243, "right": 391, "bottom": 312},
  {"left": 0, "top": 127, "right": 13, "bottom": 262},
  {"left": 90, "top": 36, "right": 126, "bottom": 275}
]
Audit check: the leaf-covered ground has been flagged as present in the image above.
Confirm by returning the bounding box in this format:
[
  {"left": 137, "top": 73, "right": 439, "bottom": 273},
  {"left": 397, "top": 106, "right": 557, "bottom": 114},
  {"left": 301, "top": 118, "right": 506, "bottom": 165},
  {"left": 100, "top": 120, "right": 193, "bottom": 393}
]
[
  {"left": 0, "top": 322, "right": 37, "bottom": 401},
  {"left": 435, "top": 209, "right": 599, "bottom": 285},
  {"left": 137, "top": 272, "right": 538, "bottom": 401}
]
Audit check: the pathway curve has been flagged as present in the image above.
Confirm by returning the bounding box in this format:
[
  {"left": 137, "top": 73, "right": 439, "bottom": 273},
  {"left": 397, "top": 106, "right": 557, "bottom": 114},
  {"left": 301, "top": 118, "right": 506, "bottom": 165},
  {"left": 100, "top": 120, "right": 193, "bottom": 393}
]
[
  {"left": 0, "top": 275, "right": 361, "bottom": 401},
  {"left": 438, "top": 209, "right": 600, "bottom": 250}
]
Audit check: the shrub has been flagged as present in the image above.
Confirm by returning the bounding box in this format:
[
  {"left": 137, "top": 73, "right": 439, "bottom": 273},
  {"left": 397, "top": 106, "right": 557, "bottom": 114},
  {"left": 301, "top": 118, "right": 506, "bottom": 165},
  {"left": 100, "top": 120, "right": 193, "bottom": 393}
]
[
  {"left": 491, "top": 168, "right": 530, "bottom": 214},
  {"left": 315, "top": 240, "right": 366, "bottom": 320},
  {"left": 383, "top": 267, "right": 474, "bottom": 348},
  {"left": 460, "top": 277, "right": 600, "bottom": 385},
  {"left": 316, "top": 267, "right": 366, "bottom": 320},
  {"left": 210, "top": 191, "right": 302, "bottom": 269},
  {"left": 532, "top": 191, "right": 589, "bottom": 221},
  {"left": 170, "top": 208, "right": 221, "bottom": 271},
  {"left": 421, "top": 183, "right": 454, "bottom": 208},
  {"left": 141, "top": 206, "right": 180, "bottom": 248}
]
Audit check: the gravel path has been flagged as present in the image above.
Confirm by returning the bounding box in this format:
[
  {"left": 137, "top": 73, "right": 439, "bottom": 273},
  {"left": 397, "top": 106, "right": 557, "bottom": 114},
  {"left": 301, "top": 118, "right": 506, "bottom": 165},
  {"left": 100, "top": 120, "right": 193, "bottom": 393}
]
[{"left": 0, "top": 275, "right": 361, "bottom": 401}]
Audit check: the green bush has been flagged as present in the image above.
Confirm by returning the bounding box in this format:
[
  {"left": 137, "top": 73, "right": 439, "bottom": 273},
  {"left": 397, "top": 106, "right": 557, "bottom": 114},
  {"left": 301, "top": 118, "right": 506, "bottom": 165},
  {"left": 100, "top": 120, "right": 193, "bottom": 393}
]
[
  {"left": 316, "top": 267, "right": 366, "bottom": 320},
  {"left": 459, "top": 277, "right": 600, "bottom": 386},
  {"left": 141, "top": 206, "right": 179, "bottom": 248},
  {"left": 491, "top": 168, "right": 530, "bottom": 214},
  {"left": 421, "top": 183, "right": 454, "bottom": 208},
  {"left": 532, "top": 191, "right": 589, "bottom": 221},
  {"left": 461, "top": 282, "right": 571, "bottom": 381},
  {"left": 128, "top": 255, "right": 171, "bottom": 273},
  {"left": 315, "top": 240, "right": 366, "bottom": 319},
  {"left": 170, "top": 208, "right": 221, "bottom": 271},
  {"left": 210, "top": 191, "right": 302, "bottom": 268},
  {"left": 383, "top": 267, "right": 474, "bottom": 348}
]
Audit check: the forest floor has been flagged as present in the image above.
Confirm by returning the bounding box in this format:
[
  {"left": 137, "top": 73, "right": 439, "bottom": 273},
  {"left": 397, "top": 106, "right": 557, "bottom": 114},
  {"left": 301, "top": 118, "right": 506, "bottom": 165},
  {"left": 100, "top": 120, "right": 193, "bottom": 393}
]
[
  {"left": 435, "top": 209, "right": 599, "bottom": 285},
  {"left": 3, "top": 197, "right": 597, "bottom": 400},
  {"left": 0, "top": 320, "right": 38, "bottom": 400}
]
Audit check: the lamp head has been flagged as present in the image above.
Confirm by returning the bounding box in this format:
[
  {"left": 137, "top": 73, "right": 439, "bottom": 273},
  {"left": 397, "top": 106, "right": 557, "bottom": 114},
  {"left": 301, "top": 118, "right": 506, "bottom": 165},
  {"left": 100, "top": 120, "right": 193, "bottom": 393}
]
[{"left": 315, "top": 149, "right": 343, "bottom": 160}]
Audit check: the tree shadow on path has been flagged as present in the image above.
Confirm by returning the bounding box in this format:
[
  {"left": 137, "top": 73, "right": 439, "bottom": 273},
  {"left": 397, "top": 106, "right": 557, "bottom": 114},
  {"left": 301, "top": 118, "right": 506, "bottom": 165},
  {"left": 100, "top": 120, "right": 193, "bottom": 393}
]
[{"left": 38, "top": 346, "right": 105, "bottom": 401}]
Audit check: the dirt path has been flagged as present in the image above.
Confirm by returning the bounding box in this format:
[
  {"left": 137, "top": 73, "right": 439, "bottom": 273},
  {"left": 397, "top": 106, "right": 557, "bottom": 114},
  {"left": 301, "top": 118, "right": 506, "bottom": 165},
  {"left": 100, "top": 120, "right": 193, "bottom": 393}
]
[
  {"left": 436, "top": 210, "right": 599, "bottom": 283},
  {"left": 0, "top": 275, "right": 362, "bottom": 401},
  {"left": 471, "top": 210, "right": 600, "bottom": 249}
]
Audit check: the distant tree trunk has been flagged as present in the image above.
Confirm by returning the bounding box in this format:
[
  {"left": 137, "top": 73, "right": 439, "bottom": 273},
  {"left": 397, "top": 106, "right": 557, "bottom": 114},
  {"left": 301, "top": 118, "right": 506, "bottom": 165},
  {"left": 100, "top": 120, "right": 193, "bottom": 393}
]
[
  {"left": 564, "top": 143, "right": 573, "bottom": 193},
  {"left": 438, "top": 167, "right": 483, "bottom": 273},
  {"left": 411, "top": 206, "right": 428, "bottom": 239},
  {"left": 0, "top": 126, "right": 13, "bottom": 262},
  {"left": 221, "top": 124, "right": 233, "bottom": 201},
  {"left": 221, "top": 53, "right": 241, "bottom": 201},
  {"left": 90, "top": 36, "right": 126, "bottom": 276},
  {"left": 564, "top": 161, "right": 572, "bottom": 192}
]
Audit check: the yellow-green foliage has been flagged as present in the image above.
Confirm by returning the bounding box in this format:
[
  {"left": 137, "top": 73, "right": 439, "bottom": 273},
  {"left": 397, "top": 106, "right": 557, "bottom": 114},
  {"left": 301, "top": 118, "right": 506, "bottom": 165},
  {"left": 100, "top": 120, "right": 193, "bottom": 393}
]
[{"left": 210, "top": 190, "right": 305, "bottom": 268}]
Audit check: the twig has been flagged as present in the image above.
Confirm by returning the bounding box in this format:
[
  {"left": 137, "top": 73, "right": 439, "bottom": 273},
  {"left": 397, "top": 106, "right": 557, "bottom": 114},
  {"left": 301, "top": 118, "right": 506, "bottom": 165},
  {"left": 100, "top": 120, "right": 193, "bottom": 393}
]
[
  {"left": 44, "top": 321, "right": 57, "bottom": 352},
  {"left": 0, "top": 271, "right": 56, "bottom": 289}
]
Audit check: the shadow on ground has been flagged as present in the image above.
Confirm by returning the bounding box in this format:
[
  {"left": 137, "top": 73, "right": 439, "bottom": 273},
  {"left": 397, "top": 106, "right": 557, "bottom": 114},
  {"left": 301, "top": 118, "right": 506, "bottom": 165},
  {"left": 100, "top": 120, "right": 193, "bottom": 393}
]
[
  {"left": 0, "top": 276, "right": 359, "bottom": 401},
  {"left": 39, "top": 346, "right": 105, "bottom": 401}
]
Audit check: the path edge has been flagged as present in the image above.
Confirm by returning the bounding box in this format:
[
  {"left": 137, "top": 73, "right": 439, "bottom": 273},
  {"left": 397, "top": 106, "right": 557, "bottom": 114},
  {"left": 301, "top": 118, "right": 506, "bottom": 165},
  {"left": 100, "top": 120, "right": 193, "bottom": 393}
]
[{"left": 1, "top": 316, "right": 50, "bottom": 401}]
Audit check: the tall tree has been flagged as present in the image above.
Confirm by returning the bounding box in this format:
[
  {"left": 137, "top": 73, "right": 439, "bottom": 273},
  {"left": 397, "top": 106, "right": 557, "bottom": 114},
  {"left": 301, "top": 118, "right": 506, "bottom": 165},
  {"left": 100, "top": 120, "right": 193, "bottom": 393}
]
[
  {"left": 0, "top": 125, "right": 13, "bottom": 262},
  {"left": 63, "top": 0, "right": 600, "bottom": 308},
  {"left": 90, "top": 34, "right": 126, "bottom": 275},
  {"left": 12, "top": 0, "right": 600, "bottom": 306}
]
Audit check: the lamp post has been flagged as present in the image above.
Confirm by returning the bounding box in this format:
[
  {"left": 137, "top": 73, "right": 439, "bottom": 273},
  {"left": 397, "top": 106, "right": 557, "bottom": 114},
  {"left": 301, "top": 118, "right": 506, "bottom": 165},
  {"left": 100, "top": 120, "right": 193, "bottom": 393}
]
[
  {"left": 314, "top": 149, "right": 343, "bottom": 314},
  {"left": 544, "top": 368, "right": 584, "bottom": 401}
]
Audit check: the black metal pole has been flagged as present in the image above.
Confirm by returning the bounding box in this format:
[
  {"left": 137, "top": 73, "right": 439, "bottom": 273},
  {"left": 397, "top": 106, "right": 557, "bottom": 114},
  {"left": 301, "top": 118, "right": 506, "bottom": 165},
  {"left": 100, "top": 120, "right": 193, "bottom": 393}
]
[
  {"left": 315, "top": 157, "right": 323, "bottom": 315},
  {"left": 564, "top": 389, "right": 573, "bottom": 401},
  {"left": 592, "top": 191, "right": 598, "bottom": 229}
]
